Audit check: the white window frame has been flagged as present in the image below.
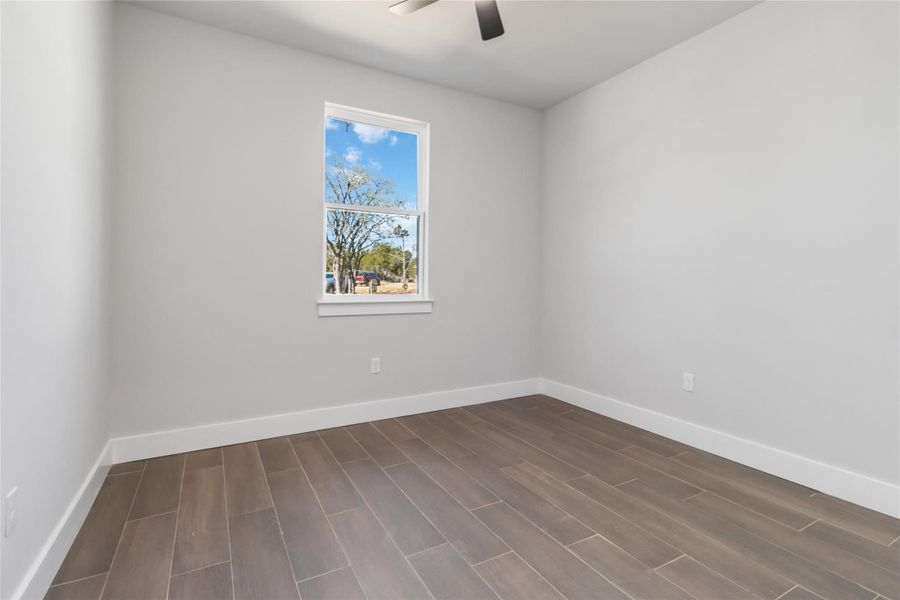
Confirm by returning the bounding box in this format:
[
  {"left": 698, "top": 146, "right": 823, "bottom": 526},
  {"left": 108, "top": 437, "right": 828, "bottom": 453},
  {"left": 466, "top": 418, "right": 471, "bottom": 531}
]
[{"left": 318, "top": 103, "right": 432, "bottom": 317}]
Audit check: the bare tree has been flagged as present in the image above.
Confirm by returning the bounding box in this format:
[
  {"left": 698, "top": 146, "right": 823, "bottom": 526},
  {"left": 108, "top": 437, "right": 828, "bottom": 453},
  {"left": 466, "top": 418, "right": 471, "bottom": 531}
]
[
  {"left": 393, "top": 224, "right": 410, "bottom": 288},
  {"left": 325, "top": 162, "right": 403, "bottom": 293}
]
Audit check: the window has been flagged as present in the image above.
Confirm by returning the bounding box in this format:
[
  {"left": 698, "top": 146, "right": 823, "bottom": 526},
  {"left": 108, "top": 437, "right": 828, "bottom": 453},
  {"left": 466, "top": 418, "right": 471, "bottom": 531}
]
[{"left": 318, "top": 104, "right": 431, "bottom": 316}]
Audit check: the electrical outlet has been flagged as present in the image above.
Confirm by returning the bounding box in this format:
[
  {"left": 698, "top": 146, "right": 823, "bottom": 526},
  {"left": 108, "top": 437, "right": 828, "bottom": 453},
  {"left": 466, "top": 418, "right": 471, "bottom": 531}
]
[
  {"left": 5, "top": 487, "right": 18, "bottom": 538},
  {"left": 370, "top": 357, "right": 381, "bottom": 374},
  {"left": 682, "top": 372, "right": 695, "bottom": 393}
]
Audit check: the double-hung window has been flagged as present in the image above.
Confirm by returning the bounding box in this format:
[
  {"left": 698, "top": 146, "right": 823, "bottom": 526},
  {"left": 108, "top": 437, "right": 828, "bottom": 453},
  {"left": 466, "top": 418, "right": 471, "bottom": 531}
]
[{"left": 318, "top": 104, "right": 431, "bottom": 316}]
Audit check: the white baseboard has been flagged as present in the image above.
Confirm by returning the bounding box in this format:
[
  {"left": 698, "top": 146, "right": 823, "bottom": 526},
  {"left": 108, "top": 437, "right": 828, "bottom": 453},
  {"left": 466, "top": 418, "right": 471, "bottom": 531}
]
[
  {"left": 12, "top": 441, "right": 113, "bottom": 600},
  {"left": 111, "top": 378, "right": 541, "bottom": 463},
  {"left": 17, "top": 375, "right": 897, "bottom": 600},
  {"left": 110, "top": 375, "right": 900, "bottom": 516},
  {"left": 541, "top": 378, "right": 900, "bottom": 518},
  {"left": 13, "top": 379, "right": 539, "bottom": 600}
]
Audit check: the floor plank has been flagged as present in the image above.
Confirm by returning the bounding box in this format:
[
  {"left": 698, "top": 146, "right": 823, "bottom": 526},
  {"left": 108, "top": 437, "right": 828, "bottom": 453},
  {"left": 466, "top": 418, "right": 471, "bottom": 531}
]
[
  {"left": 346, "top": 422, "right": 408, "bottom": 466},
  {"left": 185, "top": 448, "right": 222, "bottom": 471},
  {"left": 498, "top": 415, "right": 698, "bottom": 496},
  {"left": 168, "top": 562, "right": 233, "bottom": 600},
  {"left": 397, "top": 414, "right": 472, "bottom": 459},
  {"left": 430, "top": 412, "right": 521, "bottom": 467},
  {"left": 454, "top": 454, "right": 593, "bottom": 545},
  {"left": 223, "top": 443, "right": 272, "bottom": 517},
  {"left": 474, "top": 552, "right": 565, "bottom": 600},
  {"left": 101, "top": 512, "right": 177, "bottom": 600},
  {"left": 288, "top": 431, "right": 319, "bottom": 444},
  {"left": 621, "top": 480, "right": 875, "bottom": 600},
  {"left": 296, "top": 567, "right": 366, "bottom": 600},
  {"left": 516, "top": 406, "right": 630, "bottom": 451},
  {"left": 532, "top": 395, "right": 576, "bottom": 414},
  {"left": 329, "top": 507, "right": 431, "bottom": 600},
  {"left": 395, "top": 438, "right": 497, "bottom": 510},
  {"left": 464, "top": 404, "right": 536, "bottom": 433},
  {"left": 451, "top": 409, "right": 584, "bottom": 481},
  {"left": 408, "top": 543, "right": 500, "bottom": 600},
  {"left": 500, "top": 395, "right": 572, "bottom": 414},
  {"left": 108, "top": 460, "right": 146, "bottom": 476},
  {"left": 498, "top": 395, "right": 544, "bottom": 411},
  {"left": 256, "top": 436, "right": 300, "bottom": 473},
  {"left": 128, "top": 454, "right": 185, "bottom": 520},
  {"left": 229, "top": 508, "right": 299, "bottom": 600},
  {"left": 482, "top": 403, "right": 576, "bottom": 442},
  {"left": 371, "top": 418, "right": 418, "bottom": 444},
  {"left": 673, "top": 449, "right": 817, "bottom": 503},
  {"left": 688, "top": 492, "right": 900, "bottom": 599},
  {"left": 568, "top": 534, "right": 694, "bottom": 600},
  {"left": 53, "top": 472, "right": 141, "bottom": 584},
  {"left": 341, "top": 457, "right": 445, "bottom": 555},
  {"left": 548, "top": 434, "right": 699, "bottom": 497},
  {"left": 266, "top": 467, "right": 347, "bottom": 581},
  {"left": 318, "top": 427, "right": 368, "bottom": 463},
  {"left": 53, "top": 397, "right": 900, "bottom": 600},
  {"left": 172, "top": 464, "right": 229, "bottom": 575},
  {"left": 386, "top": 461, "right": 508, "bottom": 564},
  {"left": 473, "top": 502, "right": 630, "bottom": 600},
  {"left": 656, "top": 555, "right": 757, "bottom": 600},
  {"left": 621, "top": 445, "right": 817, "bottom": 529},
  {"left": 44, "top": 573, "right": 107, "bottom": 600},
  {"left": 562, "top": 407, "right": 691, "bottom": 456},
  {"left": 568, "top": 475, "right": 794, "bottom": 599},
  {"left": 439, "top": 407, "right": 493, "bottom": 430},
  {"left": 804, "top": 493, "right": 900, "bottom": 546},
  {"left": 803, "top": 520, "right": 900, "bottom": 576},
  {"left": 779, "top": 587, "right": 827, "bottom": 600},
  {"left": 291, "top": 436, "right": 362, "bottom": 515},
  {"left": 504, "top": 462, "right": 682, "bottom": 568}
]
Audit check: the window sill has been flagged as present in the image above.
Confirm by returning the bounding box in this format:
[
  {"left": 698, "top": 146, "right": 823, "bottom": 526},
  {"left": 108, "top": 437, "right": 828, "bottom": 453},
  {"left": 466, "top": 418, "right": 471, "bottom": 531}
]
[{"left": 317, "top": 297, "right": 434, "bottom": 317}]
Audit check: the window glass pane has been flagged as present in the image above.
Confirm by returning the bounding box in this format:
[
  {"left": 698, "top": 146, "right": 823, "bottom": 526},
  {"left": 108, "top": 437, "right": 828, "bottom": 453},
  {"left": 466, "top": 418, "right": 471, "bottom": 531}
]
[
  {"left": 325, "top": 211, "right": 418, "bottom": 296},
  {"left": 325, "top": 117, "right": 417, "bottom": 210}
]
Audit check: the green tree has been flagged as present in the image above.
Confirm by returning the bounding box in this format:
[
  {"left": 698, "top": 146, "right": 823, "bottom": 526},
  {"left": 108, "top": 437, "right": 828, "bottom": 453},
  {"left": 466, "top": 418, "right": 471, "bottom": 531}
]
[
  {"left": 360, "top": 243, "right": 400, "bottom": 280},
  {"left": 359, "top": 243, "right": 417, "bottom": 283}
]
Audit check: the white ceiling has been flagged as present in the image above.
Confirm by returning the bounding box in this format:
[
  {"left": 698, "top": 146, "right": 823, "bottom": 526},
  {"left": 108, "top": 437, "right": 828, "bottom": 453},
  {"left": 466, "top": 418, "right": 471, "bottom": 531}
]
[{"left": 130, "top": 0, "right": 758, "bottom": 109}]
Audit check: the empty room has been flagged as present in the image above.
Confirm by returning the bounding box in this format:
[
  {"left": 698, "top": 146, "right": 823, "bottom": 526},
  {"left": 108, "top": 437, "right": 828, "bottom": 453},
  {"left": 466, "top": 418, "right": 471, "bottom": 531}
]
[{"left": 2, "top": 0, "right": 899, "bottom": 599}]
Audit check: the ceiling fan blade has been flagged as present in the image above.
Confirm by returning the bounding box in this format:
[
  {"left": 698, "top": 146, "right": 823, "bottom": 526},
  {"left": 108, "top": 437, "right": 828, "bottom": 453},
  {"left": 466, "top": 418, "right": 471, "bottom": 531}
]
[
  {"left": 474, "top": 0, "right": 504, "bottom": 40},
  {"left": 389, "top": 0, "right": 440, "bottom": 16}
]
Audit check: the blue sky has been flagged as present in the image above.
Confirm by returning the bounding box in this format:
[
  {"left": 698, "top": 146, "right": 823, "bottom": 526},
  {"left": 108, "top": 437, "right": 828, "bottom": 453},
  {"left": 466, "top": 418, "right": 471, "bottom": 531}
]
[{"left": 325, "top": 117, "right": 418, "bottom": 209}]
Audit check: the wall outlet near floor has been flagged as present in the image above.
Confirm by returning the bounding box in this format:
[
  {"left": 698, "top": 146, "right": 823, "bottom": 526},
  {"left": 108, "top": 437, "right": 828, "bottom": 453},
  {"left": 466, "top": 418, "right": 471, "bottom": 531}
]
[
  {"left": 4, "top": 487, "right": 18, "bottom": 538},
  {"left": 682, "top": 372, "right": 695, "bottom": 392},
  {"left": 370, "top": 357, "right": 381, "bottom": 374}
]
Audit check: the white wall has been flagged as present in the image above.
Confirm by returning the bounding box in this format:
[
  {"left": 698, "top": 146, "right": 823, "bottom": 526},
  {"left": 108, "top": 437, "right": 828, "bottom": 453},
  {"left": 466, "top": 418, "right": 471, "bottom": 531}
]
[
  {"left": 542, "top": 1, "right": 899, "bottom": 486},
  {"left": 110, "top": 6, "right": 542, "bottom": 437},
  {"left": 1, "top": 2, "right": 113, "bottom": 598}
]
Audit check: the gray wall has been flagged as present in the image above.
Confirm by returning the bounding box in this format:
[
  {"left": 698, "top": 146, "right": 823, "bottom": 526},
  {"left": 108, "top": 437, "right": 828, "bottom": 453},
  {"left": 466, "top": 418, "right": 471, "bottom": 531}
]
[
  {"left": 5, "top": 4, "right": 899, "bottom": 595},
  {"left": 110, "top": 6, "right": 542, "bottom": 436},
  {"left": 1, "top": 2, "right": 113, "bottom": 597},
  {"left": 541, "top": 1, "right": 899, "bottom": 485}
]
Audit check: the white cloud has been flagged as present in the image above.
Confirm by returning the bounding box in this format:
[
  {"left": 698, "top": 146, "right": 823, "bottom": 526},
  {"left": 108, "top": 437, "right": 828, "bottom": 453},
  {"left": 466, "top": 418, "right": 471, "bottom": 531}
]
[
  {"left": 325, "top": 147, "right": 333, "bottom": 157},
  {"left": 390, "top": 135, "right": 399, "bottom": 146},
  {"left": 353, "top": 123, "right": 390, "bottom": 144},
  {"left": 343, "top": 146, "right": 361, "bottom": 163},
  {"left": 368, "top": 159, "right": 382, "bottom": 170},
  {"left": 325, "top": 118, "right": 341, "bottom": 130}
]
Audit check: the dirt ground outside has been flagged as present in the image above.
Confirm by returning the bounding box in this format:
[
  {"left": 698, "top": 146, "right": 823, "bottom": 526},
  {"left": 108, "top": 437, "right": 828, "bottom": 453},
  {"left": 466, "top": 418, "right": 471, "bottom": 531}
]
[{"left": 348, "top": 281, "right": 417, "bottom": 295}]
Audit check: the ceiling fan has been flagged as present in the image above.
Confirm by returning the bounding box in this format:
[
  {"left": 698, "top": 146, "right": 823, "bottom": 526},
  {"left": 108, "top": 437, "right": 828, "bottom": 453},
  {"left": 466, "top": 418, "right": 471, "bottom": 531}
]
[{"left": 389, "top": 0, "right": 505, "bottom": 41}]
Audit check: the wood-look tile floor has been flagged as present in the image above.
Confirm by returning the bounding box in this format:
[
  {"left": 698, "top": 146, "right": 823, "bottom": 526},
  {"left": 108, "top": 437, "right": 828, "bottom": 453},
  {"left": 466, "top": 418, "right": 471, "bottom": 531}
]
[{"left": 48, "top": 395, "right": 900, "bottom": 600}]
